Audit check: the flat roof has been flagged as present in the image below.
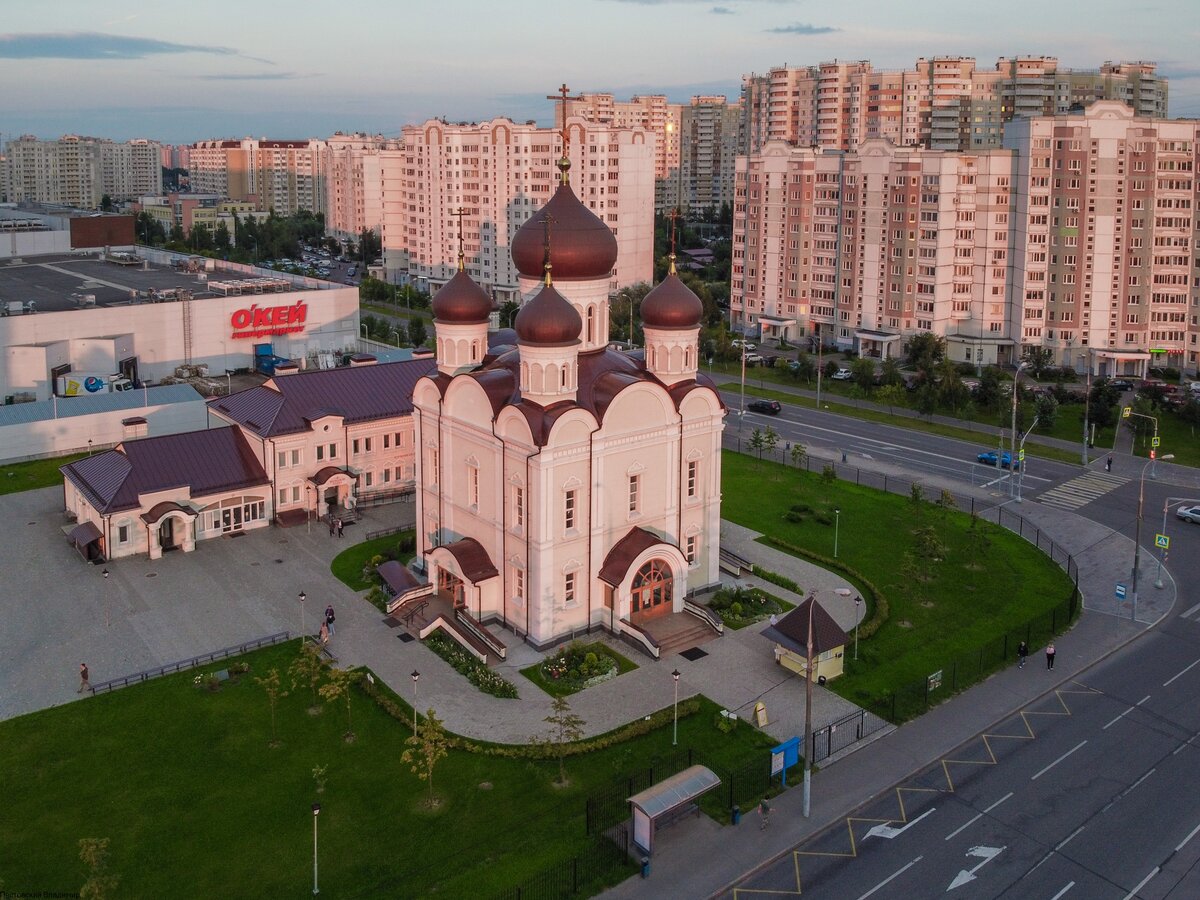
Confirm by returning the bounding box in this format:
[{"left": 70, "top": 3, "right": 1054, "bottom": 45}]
[
  {"left": 0, "top": 383, "right": 203, "bottom": 427},
  {"left": 0, "top": 253, "right": 328, "bottom": 314}
]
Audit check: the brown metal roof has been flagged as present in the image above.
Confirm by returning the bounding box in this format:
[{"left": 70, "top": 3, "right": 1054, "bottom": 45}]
[
  {"left": 599, "top": 526, "right": 667, "bottom": 587},
  {"left": 309, "top": 466, "right": 349, "bottom": 486},
  {"left": 378, "top": 560, "right": 423, "bottom": 595},
  {"left": 641, "top": 273, "right": 703, "bottom": 330},
  {"left": 510, "top": 183, "right": 618, "bottom": 281},
  {"left": 68, "top": 520, "right": 102, "bottom": 547},
  {"left": 436, "top": 537, "right": 498, "bottom": 584},
  {"left": 140, "top": 501, "right": 197, "bottom": 524},
  {"left": 432, "top": 269, "right": 494, "bottom": 325},
  {"left": 769, "top": 596, "right": 848, "bottom": 655}
]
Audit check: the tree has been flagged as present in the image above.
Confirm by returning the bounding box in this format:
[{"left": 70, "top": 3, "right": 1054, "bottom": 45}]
[
  {"left": 935, "top": 356, "right": 969, "bottom": 411},
  {"left": 402, "top": 707, "right": 450, "bottom": 807},
  {"left": 358, "top": 228, "right": 382, "bottom": 262},
  {"left": 976, "top": 366, "right": 1003, "bottom": 409},
  {"left": 822, "top": 359, "right": 840, "bottom": 380},
  {"left": 289, "top": 641, "right": 328, "bottom": 713},
  {"left": 790, "top": 441, "right": 808, "bottom": 470},
  {"left": 543, "top": 695, "right": 586, "bottom": 786},
  {"left": 213, "top": 221, "right": 231, "bottom": 252},
  {"left": 499, "top": 300, "right": 520, "bottom": 328},
  {"left": 319, "top": 667, "right": 359, "bottom": 741},
  {"left": 851, "top": 357, "right": 875, "bottom": 392},
  {"left": 965, "top": 513, "right": 991, "bottom": 588},
  {"left": 1035, "top": 392, "right": 1060, "bottom": 431},
  {"left": 79, "top": 838, "right": 119, "bottom": 900},
  {"left": 407, "top": 318, "right": 428, "bottom": 347},
  {"left": 1089, "top": 379, "right": 1121, "bottom": 430},
  {"left": 877, "top": 384, "right": 906, "bottom": 415},
  {"left": 790, "top": 351, "right": 816, "bottom": 383},
  {"left": 761, "top": 425, "right": 780, "bottom": 461},
  {"left": 912, "top": 524, "right": 948, "bottom": 585},
  {"left": 99, "top": 194, "right": 114, "bottom": 212},
  {"left": 748, "top": 427, "right": 766, "bottom": 460},
  {"left": 904, "top": 332, "right": 945, "bottom": 377},
  {"left": 1022, "top": 346, "right": 1054, "bottom": 380},
  {"left": 879, "top": 357, "right": 904, "bottom": 387},
  {"left": 610, "top": 282, "right": 652, "bottom": 346},
  {"left": 254, "top": 668, "right": 289, "bottom": 747}
]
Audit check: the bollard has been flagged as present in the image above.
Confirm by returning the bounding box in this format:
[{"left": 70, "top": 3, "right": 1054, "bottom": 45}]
[
  {"left": 732, "top": 805, "right": 741, "bottom": 826},
  {"left": 641, "top": 857, "right": 651, "bottom": 878}
]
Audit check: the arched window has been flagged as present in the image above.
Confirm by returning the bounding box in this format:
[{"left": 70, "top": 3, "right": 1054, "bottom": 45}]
[
  {"left": 630, "top": 559, "right": 673, "bottom": 617},
  {"left": 587, "top": 305, "right": 596, "bottom": 344}
]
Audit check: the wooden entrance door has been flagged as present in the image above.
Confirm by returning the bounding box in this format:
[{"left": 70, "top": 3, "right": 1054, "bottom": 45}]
[
  {"left": 630, "top": 559, "right": 673, "bottom": 623},
  {"left": 437, "top": 567, "right": 465, "bottom": 609},
  {"left": 159, "top": 517, "right": 177, "bottom": 550}
]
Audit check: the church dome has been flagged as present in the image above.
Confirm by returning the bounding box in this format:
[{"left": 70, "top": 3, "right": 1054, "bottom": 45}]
[
  {"left": 514, "top": 283, "right": 582, "bottom": 345},
  {"left": 511, "top": 183, "right": 618, "bottom": 280},
  {"left": 641, "top": 273, "right": 703, "bottom": 330},
  {"left": 432, "top": 269, "right": 493, "bottom": 324}
]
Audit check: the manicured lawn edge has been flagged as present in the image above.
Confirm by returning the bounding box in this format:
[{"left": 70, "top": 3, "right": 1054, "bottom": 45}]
[
  {"left": 760, "top": 538, "right": 887, "bottom": 639},
  {"left": 329, "top": 529, "right": 414, "bottom": 592},
  {"left": 751, "top": 564, "right": 801, "bottom": 594},
  {"left": 425, "top": 630, "right": 519, "bottom": 699},
  {"left": 519, "top": 642, "right": 639, "bottom": 697},
  {"left": 0, "top": 451, "right": 89, "bottom": 495}
]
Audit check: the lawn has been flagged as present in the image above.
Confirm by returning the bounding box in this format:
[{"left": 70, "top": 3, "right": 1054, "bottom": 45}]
[
  {"left": 0, "top": 451, "right": 89, "bottom": 495},
  {"left": 0, "top": 643, "right": 775, "bottom": 899},
  {"left": 1128, "top": 412, "right": 1200, "bottom": 468},
  {"left": 720, "top": 451, "right": 1077, "bottom": 712},
  {"left": 329, "top": 529, "right": 414, "bottom": 591}
]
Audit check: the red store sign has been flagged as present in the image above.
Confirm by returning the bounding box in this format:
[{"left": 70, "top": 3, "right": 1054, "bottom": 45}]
[{"left": 230, "top": 300, "right": 308, "bottom": 339}]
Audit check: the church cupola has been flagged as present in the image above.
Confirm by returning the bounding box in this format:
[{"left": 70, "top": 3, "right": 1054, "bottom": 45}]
[
  {"left": 432, "top": 207, "right": 494, "bottom": 375},
  {"left": 514, "top": 219, "right": 582, "bottom": 406},
  {"left": 642, "top": 213, "right": 703, "bottom": 386}
]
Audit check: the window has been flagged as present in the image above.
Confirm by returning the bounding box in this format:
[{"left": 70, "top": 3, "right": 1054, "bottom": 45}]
[
  {"left": 469, "top": 466, "right": 479, "bottom": 508},
  {"left": 278, "top": 488, "right": 287, "bottom": 505},
  {"left": 118, "top": 524, "right": 129, "bottom": 544},
  {"left": 364, "top": 437, "right": 372, "bottom": 453},
  {"left": 686, "top": 460, "right": 699, "bottom": 498},
  {"left": 686, "top": 535, "right": 698, "bottom": 565},
  {"left": 316, "top": 445, "right": 324, "bottom": 461},
  {"left": 291, "top": 486, "right": 300, "bottom": 502},
  {"left": 429, "top": 447, "right": 439, "bottom": 485},
  {"left": 383, "top": 434, "right": 390, "bottom": 449},
  {"left": 514, "top": 486, "right": 525, "bottom": 529},
  {"left": 514, "top": 567, "right": 524, "bottom": 604},
  {"left": 565, "top": 490, "right": 576, "bottom": 531},
  {"left": 352, "top": 439, "right": 360, "bottom": 455},
  {"left": 291, "top": 449, "right": 300, "bottom": 466},
  {"left": 564, "top": 572, "right": 577, "bottom": 606},
  {"left": 628, "top": 475, "right": 640, "bottom": 514},
  {"left": 365, "top": 472, "right": 374, "bottom": 488},
  {"left": 277, "top": 451, "right": 286, "bottom": 468}
]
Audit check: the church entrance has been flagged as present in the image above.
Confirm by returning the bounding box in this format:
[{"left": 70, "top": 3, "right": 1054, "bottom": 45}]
[
  {"left": 437, "top": 567, "right": 466, "bottom": 609},
  {"left": 630, "top": 559, "right": 673, "bottom": 624}
]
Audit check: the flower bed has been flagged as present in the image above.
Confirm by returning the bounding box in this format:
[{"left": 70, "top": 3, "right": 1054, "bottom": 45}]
[
  {"left": 707, "top": 586, "right": 790, "bottom": 630},
  {"left": 521, "top": 642, "right": 636, "bottom": 697},
  {"left": 425, "top": 631, "right": 518, "bottom": 699}
]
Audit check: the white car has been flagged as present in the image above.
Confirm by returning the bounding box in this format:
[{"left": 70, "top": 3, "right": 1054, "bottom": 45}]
[
  {"left": 731, "top": 340, "right": 757, "bottom": 351},
  {"left": 1177, "top": 505, "right": 1200, "bottom": 524},
  {"left": 831, "top": 367, "right": 853, "bottom": 381}
]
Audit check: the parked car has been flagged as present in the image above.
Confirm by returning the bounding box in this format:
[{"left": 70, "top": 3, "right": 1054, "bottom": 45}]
[
  {"left": 746, "top": 399, "right": 782, "bottom": 415},
  {"left": 1109, "top": 379, "right": 1135, "bottom": 391},
  {"left": 1177, "top": 505, "right": 1200, "bottom": 524},
  {"left": 977, "top": 450, "right": 1020, "bottom": 470},
  {"left": 831, "top": 367, "right": 853, "bottom": 381},
  {"left": 731, "top": 340, "right": 757, "bottom": 351},
  {"left": 744, "top": 353, "right": 765, "bottom": 366}
]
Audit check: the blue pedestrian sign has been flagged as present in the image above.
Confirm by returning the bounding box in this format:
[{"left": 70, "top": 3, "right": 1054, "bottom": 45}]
[
  {"left": 1155, "top": 533, "right": 1170, "bottom": 550},
  {"left": 1115, "top": 583, "right": 1127, "bottom": 601}
]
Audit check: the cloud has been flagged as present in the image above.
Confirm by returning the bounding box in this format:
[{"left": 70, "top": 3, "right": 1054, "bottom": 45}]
[
  {"left": 711, "top": 6, "right": 735, "bottom": 13},
  {"left": 766, "top": 22, "right": 839, "bottom": 34},
  {"left": 0, "top": 31, "right": 272, "bottom": 64},
  {"left": 602, "top": 0, "right": 792, "bottom": 4},
  {"left": 196, "top": 72, "right": 311, "bottom": 81}
]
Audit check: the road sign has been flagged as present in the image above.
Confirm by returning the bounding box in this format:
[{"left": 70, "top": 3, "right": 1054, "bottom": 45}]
[
  {"left": 1018, "top": 449, "right": 1025, "bottom": 461},
  {"left": 1155, "top": 533, "right": 1170, "bottom": 550},
  {"left": 1115, "top": 583, "right": 1127, "bottom": 601},
  {"left": 1152, "top": 436, "right": 1161, "bottom": 448},
  {"left": 1122, "top": 406, "right": 1132, "bottom": 418},
  {"left": 928, "top": 669, "right": 943, "bottom": 691}
]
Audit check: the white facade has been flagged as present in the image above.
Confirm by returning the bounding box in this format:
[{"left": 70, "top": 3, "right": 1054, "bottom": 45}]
[{"left": 3, "top": 135, "right": 162, "bottom": 207}]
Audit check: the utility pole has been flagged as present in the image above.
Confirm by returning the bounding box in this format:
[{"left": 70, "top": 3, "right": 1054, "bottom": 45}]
[{"left": 802, "top": 595, "right": 814, "bottom": 818}]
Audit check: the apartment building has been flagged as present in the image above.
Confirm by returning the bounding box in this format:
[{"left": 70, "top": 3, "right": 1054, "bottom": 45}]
[
  {"left": 323, "top": 132, "right": 389, "bottom": 241},
  {"left": 733, "top": 102, "right": 1200, "bottom": 378},
  {"left": 188, "top": 138, "right": 327, "bottom": 217},
  {"left": 742, "top": 57, "right": 1169, "bottom": 154},
  {"left": 671, "top": 96, "right": 743, "bottom": 214},
  {"left": 3, "top": 135, "right": 163, "bottom": 207},
  {"left": 378, "top": 117, "right": 654, "bottom": 303}
]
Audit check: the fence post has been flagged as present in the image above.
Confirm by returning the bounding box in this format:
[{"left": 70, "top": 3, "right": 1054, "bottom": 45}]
[{"left": 883, "top": 475, "right": 888, "bottom": 493}]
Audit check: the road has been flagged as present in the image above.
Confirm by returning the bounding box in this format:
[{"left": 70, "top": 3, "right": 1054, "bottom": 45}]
[{"left": 723, "top": 393, "right": 1200, "bottom": 899}]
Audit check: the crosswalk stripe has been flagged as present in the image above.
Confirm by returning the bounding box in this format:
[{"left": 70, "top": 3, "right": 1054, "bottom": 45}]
[{"left": 1035, "top": 471, "right": 1129, "bottom": 511}]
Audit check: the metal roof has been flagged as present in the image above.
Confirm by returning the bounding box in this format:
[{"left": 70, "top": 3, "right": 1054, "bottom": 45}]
[
  {"left": 628, "top": 765, "right": 721, "bottom": 818},
  {"left": 0, "top": 384, "right": 202, "bottom": 428}
]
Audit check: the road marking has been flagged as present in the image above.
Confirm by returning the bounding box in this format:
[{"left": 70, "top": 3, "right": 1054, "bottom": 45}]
[
  {"left": 1121, "top": 768, "right": 1156, "bottom": 798},
  {"left": 1031, "top": 740, "right": 1088, "bottom": 780},
  {"left": 1056, "top": 826, "right": 1086, "bottom": 851},
  {"left": 1122, "top": 867, "right": 1160, "bottom": 900},
  {"left": 947, "top": 845, "right": 1005, "bottom": 891},
  {"left": 1176, "top": 821, "right": 1200, "bottom": 852},
  {"left": 945, "top": 814, "right": 981, "bottom": 841},
  {"left": 1037, "top": 471, "right": 1129, "bottom": 510},
  {"left": 856, "top": 856, "right": 923, "bottom": 900},
  {"left": 866, "top": 807, "right": 937, "bottom": 839},
  {"left": 1181, "top": 601, "right": 1200, "bottom": 619},
  {"left": 983, "top": 792, "right": 1013, "bottom": 813},
  {"left": 1103, "top": 696, "right": 1151, "bottom": 730},
  {"left": 1049, "top": 882, "right": 1076, "bottom": 900},
  {"left": 1164, "top": 658, "right": 1200, "bottom": 687}
]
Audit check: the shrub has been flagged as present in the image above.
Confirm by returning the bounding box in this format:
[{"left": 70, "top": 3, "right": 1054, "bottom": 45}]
[
  {"left": 540, "top": 642, "right": 619, "bottom": 690},
  {"left": 426, "top": 631, "right": 519, "bottom": 699},
  {"left": 764, "top": 537, "right": 890, "bottom": 640},
  {"left": 751, "top": 565, "right": 800, "bottom": 594}
]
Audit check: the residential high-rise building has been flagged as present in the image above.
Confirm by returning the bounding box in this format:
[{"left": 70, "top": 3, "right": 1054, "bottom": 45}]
[
  {"left": 323, "top": 132, "right": 389, "bottom": 241},
  {"left": 3, "top": 135, "right": 163, "bottom": 208},
  {"left": 669, "top": 96, "right": 743, "bottom": 214},
  {"left": 379, "top": 117, "right": 654, "bottom": 303},
  {"left": 742, "top": 57, "right": 1169, "bottom": 154},
  {"left": 188, "top": 138, "right": 327, "bottom": 217}
]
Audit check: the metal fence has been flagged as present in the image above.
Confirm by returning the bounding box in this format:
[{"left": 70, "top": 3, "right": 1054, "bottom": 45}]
[
  {"left": 490, "top": 830, "right": 632, "bottom": 900},
  {"left": 810, "top": 708, "right": 892, "bottom": 765},
  {"left": 585, "top": 748, "right": 695, "bottom": 835},
  {"left": 89, "top": 631, "right": 291, "bottom": 695}
]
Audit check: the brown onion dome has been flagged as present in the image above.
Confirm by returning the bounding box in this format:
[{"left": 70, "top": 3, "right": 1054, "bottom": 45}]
[
  {"left": 640, "top": 272, "right": 704, "bottom": 330},
  {"left": 514, "top": 283, "right": 582, "bottom": 345},
  {"left": 432, "top": 269, "right": 494, "bottom": 324},
  {"left": 510, "top": 184, "right": 618, "bottom": 280}
]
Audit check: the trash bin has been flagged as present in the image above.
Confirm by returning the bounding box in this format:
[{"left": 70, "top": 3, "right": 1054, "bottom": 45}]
[
  {"left": 732, "top": 805, "right": 741, "bottom": 826},
  {"left": 641, "top": 857, "right": 651, "bottom": 878}
]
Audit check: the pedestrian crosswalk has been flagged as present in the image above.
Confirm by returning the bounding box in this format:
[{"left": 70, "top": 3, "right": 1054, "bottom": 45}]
[{"left": 1036, "top": 470, "right": 1129, "bottom": 511}]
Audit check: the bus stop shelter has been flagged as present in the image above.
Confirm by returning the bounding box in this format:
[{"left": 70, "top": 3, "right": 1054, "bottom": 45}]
[{"left": 628, "top": 765, "right": 721, "bottom": 855}]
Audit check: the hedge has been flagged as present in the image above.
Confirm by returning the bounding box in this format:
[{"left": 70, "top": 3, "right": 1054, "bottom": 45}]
[
  {"left": 750, "top": 565, "right": 801, "bottom": 595},
  {"left": 763, "top": 537, "right": 890, "bottom": 640}
]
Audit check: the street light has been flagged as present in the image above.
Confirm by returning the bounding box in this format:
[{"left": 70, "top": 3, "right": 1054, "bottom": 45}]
[
  {"left": 833, "top": 507, "right": 841, "bottom": 559},
  {"left": 102, "top": 567, "right": 110, "bottom": 628},
  {"left": 853, "top": 596, "right": 862, "bottom": 661},
  {"left": 411, "top": 670, "right": 420, "bottom": 733},
  {"left": 1015, "top": 416, "right": 1039, "bottom": 504},
  {"left": 1009, "top": 362, "right": 1027, "bottom": 498},
  {"left": 802, "top": 595, "right": 815, "bottom": 818},
  {"left": 311, "top": 802, "right": 320, "bottom": 895},
  {"left": 389, "top": 329, "right": 400, "bottom": 346},
  {"left": 298, "top": 591, "right": 306, "bottom": 642},
  {"left": 672, "top": 669, "right": 681, "bottom": 747},
  {"left": 1132, "top": 454, "right": 1173, "bottom": 622},
  {"left": 1156, "top": 495, "right": 1198, "bottom": 590},
  {"left": 359, "top": 323, "right": 368, "bottom": 341},
  {"left": 87, "top": 439, "right": 93, "bottom": 456}
]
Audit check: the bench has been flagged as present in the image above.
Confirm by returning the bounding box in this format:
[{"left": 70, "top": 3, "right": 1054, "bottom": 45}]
[{"left": 658, "top": 801, "right": 701, "bottom": 830}]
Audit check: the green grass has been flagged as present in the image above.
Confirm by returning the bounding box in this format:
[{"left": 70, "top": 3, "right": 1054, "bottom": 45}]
[
  {"left": 0, "top": 452, "right": 88, "bottom": 495},
  {"left": 1127, "top": 412, "right": 1200, "bottom": 467},
  {"left": 720, "top": 451, "right": 1076, "bottom": 711},
  {"left": 0, "top": 643, "right": 774, "bottom": 899},
  {"left": 329, "top": 530, "right": 413, "bottom": 591},
  {"left": 519, "top": 642, "right": 639, "bottom": 697}
]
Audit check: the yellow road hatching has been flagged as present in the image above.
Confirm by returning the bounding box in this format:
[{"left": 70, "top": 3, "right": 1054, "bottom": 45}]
[{"left": 731, "top": 683, "right": 1103, "bottom": 897}]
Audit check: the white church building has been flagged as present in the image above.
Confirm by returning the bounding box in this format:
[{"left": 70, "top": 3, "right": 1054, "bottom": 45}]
[{"left": 412, "top": 154, "right": 726, "bottom": 650}]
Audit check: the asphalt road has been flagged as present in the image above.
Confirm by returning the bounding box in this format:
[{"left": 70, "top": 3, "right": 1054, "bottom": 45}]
[{"left": 724, "top": 395, "right": 1200, "bottom": 900}]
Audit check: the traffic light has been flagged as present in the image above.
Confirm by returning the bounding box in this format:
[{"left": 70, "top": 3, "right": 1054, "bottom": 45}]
[{"left": 1150, "top": 450, "right": 1156, "bottom": 460}]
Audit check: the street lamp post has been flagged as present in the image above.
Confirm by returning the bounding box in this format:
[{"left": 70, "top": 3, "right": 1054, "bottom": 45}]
[
  {"left": 298, "top": 591, "right": 306, "bottom": 642},
  {"left": 1009, "top": 362, "right": 1027, "bottom": 498},
  {"left": 1132, "top": 454, "right": 1174, "bottom": 622},
  {"left": 1015, "top": 416, "right": 1039, "bottom": 504},
  {"left": 853, "top": 596, "right": 861, "bottom": 661},
  {"left": 1156, "top": 496, "right": 1199, "bottom": 590},
  {"left": 411, "top": 670, "right": 420, "bottom": 733},
  {"left": 311, "top": 802, "right": 320, "bottom": 895},
  {"left": 102, "top": 567, "right": 110, "bottom": 627},
  {"left": 389, "top": 329, "right": 400, "bottom": 346},
  {"left": 802, "top": 595, "right": 814, "bottom": 818},
  {"left": 87, "top": 439, "right": 93, "bottom": 456},
  {"left": 672, "top": 669, "right": 680, "bottom": 747},
  {"left": 738, "top": 342, "right": 746, "bottom": 433},
  {"left": 833, "top": 507, "right": 840, "bottom": 559}
]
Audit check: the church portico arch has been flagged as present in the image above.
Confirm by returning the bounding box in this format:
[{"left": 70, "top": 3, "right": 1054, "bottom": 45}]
[{"left": 599, "top": 527, "right": 689, "bottom": 625}]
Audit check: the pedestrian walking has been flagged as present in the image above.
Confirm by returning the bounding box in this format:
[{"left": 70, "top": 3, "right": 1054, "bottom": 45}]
[
  {"left": 328, "top": 515, "right": 335, "bottom": 537},
  {"left": 759, "top": 794, "right": 771, "bottom": 830},
  {"left": 1105, "top": 455, "right": 1113, "bottom": 472},
  {"left": 1046, "top": 642, "right": 1056, "bottom": 670},
  {"left": 77, "top": 662, "right": 90, "bottom": 693},
  {"left": 336, "top": 517, "right": 344, "bottom": 538},
  {"left": 319, "top": 621, "right": 330, "bottom": 647},
  {"left": 325, "top": 604, "right": 336, "bottom": 637},
  {"left": 1017, "top": 640, "right": 1028, "bottom": 669}
]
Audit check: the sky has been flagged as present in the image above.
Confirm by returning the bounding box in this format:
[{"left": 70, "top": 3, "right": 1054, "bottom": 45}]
[{"left": 1, "top": 0, "right": 1197, "bottom": 144}]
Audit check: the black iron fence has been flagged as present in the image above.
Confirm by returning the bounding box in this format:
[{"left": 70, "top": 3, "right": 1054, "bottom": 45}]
[
  {"left": 585, "top": 747, "right": 694, "bottom": 835},
  {"left": 810, "top": 708, "right": 891, "bottom": 765},
  {"left": 90, "top": 631, "right": 290, "bottom": 695},
  {"left": 490, "top": 830, "right": 632, "bottom": 900}
]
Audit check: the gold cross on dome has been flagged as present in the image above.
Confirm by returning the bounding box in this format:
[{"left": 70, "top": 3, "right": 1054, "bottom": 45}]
[{"left": 546, "top": 82, "right": 583, "bottom": 183}]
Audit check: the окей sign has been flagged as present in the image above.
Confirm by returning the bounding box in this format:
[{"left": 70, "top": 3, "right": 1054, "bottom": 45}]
[{"left": 230, "top": 301, "right": 307, "bottom": 339}]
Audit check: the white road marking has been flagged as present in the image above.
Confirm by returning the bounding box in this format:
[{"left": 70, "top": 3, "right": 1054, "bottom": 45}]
[
  {"left": 1122, "top": 867, "right": 1160, "bottom": 900},
  {"left": 1181, "top": 601, "right": 1200, "bottom": 619},
  {"left": 1164, "top": 658, "right": 1200, "bottom": 687},
  {"left": 1032, "top": 741, "right": 1088, "bottom": 781},
  {"left": 1121, "top": 768, "right": 1156, "bottom": 798},
  {"left": 1176, "top": 821, "right": 1200, "bottom": 852},
  {"left": 856, "top": 856, "right": 923, "bottom": 900},
  {"left": 1103, "top": 696, "right": 1151, "bottom": 730},
  {"left": 945, "top": 814, "right": 981, "bottom": 841},
  {"left": 947, "top": 845, "right": 1006, "bottom": 891},
  {"left": 1049, "top": 882, "right": 1076, "bottom": 900},
  {"left": 983, "top": 792, "right": 1013, "bottom": 813},
  {"left": 866, "top": 807, "right": 937, "bottom": 839},
  {"left": 1056, "top": 826, "right": 1086, "bottom": 850}
]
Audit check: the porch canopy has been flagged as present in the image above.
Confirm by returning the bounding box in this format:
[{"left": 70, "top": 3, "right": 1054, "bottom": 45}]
[{"left": 628, "top": 765, "right": 721, "bottom": 855}]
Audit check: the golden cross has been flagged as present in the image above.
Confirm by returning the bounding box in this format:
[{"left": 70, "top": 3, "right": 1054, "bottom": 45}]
[
  {"left": 667, "top": 208, "right": 682, "bottom": 274},
  {"left": 539, "top": 213, "right": 556, "bottom": 285},
  {"left": 546, "top": 82, "right": 583, "bottom": 183},
  {"left": 450, "top": 207, "right": 468, "bottom": 271}
]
